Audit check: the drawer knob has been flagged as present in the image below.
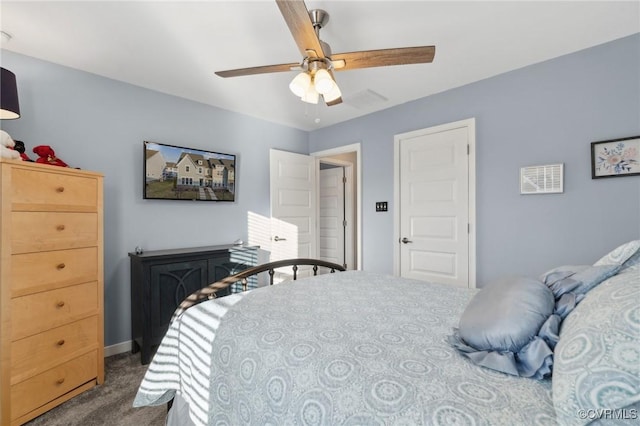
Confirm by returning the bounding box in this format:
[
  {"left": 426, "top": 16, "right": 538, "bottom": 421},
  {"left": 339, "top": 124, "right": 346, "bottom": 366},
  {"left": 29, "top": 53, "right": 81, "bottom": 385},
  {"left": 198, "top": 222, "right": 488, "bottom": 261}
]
[
  {"left": 56, "top": 378, "right": 65, "bottom": 385},
  {"left": 57, "top": 339, "right": 66, "bottom": 346},
  {"left": 57, "top": 225, "right": 66, "bottom": 231},
  {"left": 56, "top": 301, "right": 65, "bottom": 308},
  {"left": 57, "top": 263, "right": 66, "bottom": 270},
  {"left": 56, "top": 186, "right": 65, "bottom": 193}
]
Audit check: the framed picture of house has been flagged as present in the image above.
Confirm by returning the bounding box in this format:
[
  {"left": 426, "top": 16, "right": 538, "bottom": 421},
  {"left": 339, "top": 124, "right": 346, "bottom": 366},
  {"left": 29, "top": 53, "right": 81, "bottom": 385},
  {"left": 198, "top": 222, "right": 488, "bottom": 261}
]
[
  {"left": 591, "top": 136, "right": 640, "bottom": 179},
  {"left": 143, "top": 140, "right": 236, "bottom": 201}
]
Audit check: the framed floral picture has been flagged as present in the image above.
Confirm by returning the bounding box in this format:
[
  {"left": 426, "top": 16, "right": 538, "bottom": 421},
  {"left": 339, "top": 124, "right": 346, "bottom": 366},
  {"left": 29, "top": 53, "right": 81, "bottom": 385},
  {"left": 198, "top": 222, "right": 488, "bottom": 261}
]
[{"left": 591, "top": 136, "right": 640, "bottom": 179}]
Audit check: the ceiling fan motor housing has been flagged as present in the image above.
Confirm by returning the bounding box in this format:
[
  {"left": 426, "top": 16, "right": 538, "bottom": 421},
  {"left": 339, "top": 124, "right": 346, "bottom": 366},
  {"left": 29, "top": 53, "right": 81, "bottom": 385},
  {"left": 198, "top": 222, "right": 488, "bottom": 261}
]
[{"left": 309, "top": 9, "right": 330, "bottom": 30}]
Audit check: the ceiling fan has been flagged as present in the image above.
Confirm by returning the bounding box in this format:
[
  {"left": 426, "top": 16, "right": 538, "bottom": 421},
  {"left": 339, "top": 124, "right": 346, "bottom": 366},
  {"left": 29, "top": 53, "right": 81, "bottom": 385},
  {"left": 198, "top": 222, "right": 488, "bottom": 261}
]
[{"left": 215, "top": 0, "right": 436, "bottom": 106}]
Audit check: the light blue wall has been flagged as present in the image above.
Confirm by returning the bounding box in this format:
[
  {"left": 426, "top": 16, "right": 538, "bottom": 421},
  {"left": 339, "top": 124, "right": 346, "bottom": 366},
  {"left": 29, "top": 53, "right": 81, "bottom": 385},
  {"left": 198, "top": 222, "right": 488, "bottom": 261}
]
[
  {"left": 1, "top": 50, "right": 308, "bottom": 346},
  {"left": 2, "top": 34, "right": 639, "bottom": 348},
  {"left": 309, "top": 34, "right": 640, "bottom": 285}
]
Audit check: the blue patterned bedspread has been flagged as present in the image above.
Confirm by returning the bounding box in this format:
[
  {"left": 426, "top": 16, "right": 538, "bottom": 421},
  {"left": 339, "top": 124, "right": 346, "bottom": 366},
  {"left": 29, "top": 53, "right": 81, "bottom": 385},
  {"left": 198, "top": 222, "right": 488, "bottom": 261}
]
[{"left": 134, "top": 270, "right": 556, "bottom": 425}]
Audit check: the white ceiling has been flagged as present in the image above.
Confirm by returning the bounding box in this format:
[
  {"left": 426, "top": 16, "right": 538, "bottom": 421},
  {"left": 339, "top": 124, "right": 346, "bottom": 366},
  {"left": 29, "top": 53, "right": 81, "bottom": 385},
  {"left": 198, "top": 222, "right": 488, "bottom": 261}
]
[{"left": 1, "top": 1, "right": 638, "bottom": 131}]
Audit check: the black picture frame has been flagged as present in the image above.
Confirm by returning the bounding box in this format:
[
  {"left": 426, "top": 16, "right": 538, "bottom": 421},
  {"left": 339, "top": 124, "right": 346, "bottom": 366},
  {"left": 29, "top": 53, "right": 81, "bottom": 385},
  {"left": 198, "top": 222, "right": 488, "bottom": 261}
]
[
  {"left": 590, "top": 136, "right": 640, "bottom": 179},
  {"left": 143, "top": 140, "right": 236, "bottom": 201}
]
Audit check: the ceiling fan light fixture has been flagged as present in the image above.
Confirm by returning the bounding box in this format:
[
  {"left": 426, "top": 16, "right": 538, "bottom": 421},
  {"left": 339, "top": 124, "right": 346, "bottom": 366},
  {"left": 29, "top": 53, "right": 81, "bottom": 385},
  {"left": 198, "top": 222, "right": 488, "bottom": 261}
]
[
  {"left": 215, "top": 1, "right": 435, "bottom": 109},
  {"left": 289, "top": 71, "right": 311, "bottom": 97},
  {"left": 323, "top": 83, "right": 342, "bottom": 103},
  {"left": 301, "top": 84, "right": 319, "bottom": 104},
  {"left": 313, "top": 68, "right": 334, "bottom": 94}
]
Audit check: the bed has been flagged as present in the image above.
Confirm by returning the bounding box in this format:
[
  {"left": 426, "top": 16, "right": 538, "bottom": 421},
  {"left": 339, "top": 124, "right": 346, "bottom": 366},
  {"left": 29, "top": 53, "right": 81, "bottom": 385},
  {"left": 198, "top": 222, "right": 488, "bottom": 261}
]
[{"left": 134, "top": 242, "right": 640, "bottom": 426}]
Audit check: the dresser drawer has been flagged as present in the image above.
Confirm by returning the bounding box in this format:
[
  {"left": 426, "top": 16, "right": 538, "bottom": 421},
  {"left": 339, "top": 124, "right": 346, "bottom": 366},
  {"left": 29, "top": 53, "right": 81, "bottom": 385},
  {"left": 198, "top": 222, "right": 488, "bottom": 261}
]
[
  {"left": 11, "top": 212, "right": 98, "bottom": 254},
  {"left": 11, "top": 282, "right": 98, "bottom": 340},
  {"left": 11, "top": 247, "right": 98, "bottom": 297},
  {"left": 11, "top": 168, "right": 98, "bottom": 210},
  {"left": 10, "top": 350, "right": 97, "bottom": 421},
  {"left": 11, "top": 316, "right": 98, "bottom": 384}
]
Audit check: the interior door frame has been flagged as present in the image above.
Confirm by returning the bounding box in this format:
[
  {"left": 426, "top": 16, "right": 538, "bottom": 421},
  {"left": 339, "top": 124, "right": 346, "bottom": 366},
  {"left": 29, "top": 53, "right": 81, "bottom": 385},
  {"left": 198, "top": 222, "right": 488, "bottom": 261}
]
[
  {"left": 311, "top": 142, "right": 362, "bottom": 270},
  {"left": 319, "top": 159, "right": 354, "bottom": 269},
  {"left": 392, "top": 118, "right": 476, "bottom": 287}
]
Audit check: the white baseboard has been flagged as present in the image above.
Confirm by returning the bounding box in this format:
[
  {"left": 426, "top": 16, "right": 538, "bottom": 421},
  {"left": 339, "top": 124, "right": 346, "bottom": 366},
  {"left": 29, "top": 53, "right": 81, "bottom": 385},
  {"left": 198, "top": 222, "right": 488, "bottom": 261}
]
[{"left": 104, "top": 340, "right": 133, "bottom": 357}]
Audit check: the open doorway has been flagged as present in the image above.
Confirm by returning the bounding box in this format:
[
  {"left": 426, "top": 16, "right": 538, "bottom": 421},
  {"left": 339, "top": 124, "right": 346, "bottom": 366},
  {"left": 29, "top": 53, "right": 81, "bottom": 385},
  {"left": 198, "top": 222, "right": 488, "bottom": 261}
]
[
  {"left": 312, "top": 143, "right": 361, "bottom": 270},
  {"left": 319, "top": 161, "right": 350, "bottom": 269}
]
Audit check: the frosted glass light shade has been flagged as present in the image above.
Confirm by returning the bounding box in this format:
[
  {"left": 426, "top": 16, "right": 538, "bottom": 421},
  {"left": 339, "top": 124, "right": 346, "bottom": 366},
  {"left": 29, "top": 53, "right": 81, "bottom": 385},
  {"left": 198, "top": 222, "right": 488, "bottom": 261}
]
[
  {"left": 301, "top": 85, "right": 319, "bottom": 104},
  {"left": 289, "top": 72, "right": 311, "bottom": 97},
  {"left": 323, "top": 83, "right": 342, "bottom": 103},
  {"left": 313, "top": 69, "right": 335, "bottom": 94}
]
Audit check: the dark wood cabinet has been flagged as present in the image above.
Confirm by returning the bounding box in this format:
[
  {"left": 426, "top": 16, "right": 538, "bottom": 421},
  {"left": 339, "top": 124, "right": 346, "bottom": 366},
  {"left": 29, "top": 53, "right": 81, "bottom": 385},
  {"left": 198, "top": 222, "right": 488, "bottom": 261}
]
[{"left": 129, "top": 244, "right": 258, "bottom": 364}]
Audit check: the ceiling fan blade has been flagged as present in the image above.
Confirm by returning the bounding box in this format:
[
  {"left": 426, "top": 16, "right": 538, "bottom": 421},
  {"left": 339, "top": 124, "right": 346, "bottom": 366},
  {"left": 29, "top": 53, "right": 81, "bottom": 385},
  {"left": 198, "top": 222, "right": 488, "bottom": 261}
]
[
  {"left": 325, "top": 96, "right": 342, "bottom": 106},
  {"left": 276, "top": 0, "right": 326, "bottom": 59},
  {"left": 215, "top": 63, "right": 301, "bottom": 78},
  {"left": 331, "top": 46, "right": 435, "bottom": 71}
]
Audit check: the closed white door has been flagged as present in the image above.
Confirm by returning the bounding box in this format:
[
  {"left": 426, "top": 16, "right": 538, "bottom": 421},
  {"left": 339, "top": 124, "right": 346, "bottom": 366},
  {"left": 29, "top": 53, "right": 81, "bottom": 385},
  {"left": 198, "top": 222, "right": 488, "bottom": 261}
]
[
  {"left": 269, "top": 149, "right": 317, "bottom": 262},
  {"left": 395, "top": 119, "right": 475, "bottom": 288},
  {"left": 319, "top": 166, "right": 345, "bottom": 267}
]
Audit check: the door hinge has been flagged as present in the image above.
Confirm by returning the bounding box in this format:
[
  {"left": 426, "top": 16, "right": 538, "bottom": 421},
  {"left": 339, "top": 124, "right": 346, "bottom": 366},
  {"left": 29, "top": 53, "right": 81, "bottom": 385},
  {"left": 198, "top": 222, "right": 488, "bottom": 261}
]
[
  {"left": 342, "top": 176, "right": 347, "bottom": 183},
  {"left": 343, "top": 220, "right": 347, "bottom": 228},
  {"left": 467, "top": 144, "right": 470, "bottom": 155},
  {"left": 467, "top": 223, "right": 470, "bottom": 233}
]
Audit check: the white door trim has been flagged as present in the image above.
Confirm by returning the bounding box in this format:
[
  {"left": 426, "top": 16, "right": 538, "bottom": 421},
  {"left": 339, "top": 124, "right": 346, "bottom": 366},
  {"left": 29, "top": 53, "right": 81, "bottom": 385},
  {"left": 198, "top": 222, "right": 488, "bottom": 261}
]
[
  {"left": 319, "top": 160, "right": 355, "bottom": 269},
  {"left": 393, "top": 119, "right": 476, "bottom": 287},
  {"left": 311, "top": 143, "right": 362, "bottom": 270}
]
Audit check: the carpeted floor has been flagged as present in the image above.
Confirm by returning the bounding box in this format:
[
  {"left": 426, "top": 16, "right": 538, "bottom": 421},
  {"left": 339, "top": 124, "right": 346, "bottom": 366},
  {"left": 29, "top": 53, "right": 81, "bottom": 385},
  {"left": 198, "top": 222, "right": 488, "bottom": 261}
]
[{"left": 25, "top": 352, "right": 166, "bottom": 426}]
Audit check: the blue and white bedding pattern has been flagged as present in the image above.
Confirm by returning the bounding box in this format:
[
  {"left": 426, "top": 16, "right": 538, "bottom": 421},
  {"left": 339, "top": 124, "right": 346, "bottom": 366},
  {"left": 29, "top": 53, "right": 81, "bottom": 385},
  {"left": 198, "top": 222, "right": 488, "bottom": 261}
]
[
  {"left": 553, "top": 265, "right": 640, "bottom": 426},
  {"left": 134, "top": 270, "right": 557, "bottom": 425}
]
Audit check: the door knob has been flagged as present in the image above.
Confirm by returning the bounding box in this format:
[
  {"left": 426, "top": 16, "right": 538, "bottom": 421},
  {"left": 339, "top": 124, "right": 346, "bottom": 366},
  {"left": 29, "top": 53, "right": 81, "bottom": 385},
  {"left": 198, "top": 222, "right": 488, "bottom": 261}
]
[
  {"left": 401, "top": 237, "right": 412, "bottom": 244},
  {"left": 273, "top": 236, "right": 287, "bottom": 242}
]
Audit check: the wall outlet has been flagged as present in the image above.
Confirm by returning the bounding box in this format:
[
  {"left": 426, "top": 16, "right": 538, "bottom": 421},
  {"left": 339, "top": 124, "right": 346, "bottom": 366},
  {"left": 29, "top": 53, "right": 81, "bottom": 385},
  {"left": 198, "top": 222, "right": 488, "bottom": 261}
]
[{"left": 375, "top": 201, "right": 388, "bottom": 212}]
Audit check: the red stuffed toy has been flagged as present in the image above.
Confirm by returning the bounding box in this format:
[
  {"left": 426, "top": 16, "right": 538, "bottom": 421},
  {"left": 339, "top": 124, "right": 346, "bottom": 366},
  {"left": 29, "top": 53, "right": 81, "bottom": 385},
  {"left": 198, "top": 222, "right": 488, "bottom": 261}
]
[{"left": 33, "top": 145, "right": 69, "bottom": 167}]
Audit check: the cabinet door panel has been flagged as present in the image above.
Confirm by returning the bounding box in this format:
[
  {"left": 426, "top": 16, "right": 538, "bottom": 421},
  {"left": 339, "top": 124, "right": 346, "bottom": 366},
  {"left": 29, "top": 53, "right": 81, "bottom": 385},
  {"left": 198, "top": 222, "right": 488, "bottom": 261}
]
[
  {"left": 209, "top": 251, "right": 257, "bottom": 295},
  {"left": 149, "top": 260, "right": 208, "bottom": 339}
]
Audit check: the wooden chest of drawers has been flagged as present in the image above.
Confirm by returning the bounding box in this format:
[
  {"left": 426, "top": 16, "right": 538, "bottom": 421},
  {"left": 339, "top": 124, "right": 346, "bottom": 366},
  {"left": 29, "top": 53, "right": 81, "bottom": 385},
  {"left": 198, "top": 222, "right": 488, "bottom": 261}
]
[{"left": 0, "top": 158, "right": 104, "bottom": 425}]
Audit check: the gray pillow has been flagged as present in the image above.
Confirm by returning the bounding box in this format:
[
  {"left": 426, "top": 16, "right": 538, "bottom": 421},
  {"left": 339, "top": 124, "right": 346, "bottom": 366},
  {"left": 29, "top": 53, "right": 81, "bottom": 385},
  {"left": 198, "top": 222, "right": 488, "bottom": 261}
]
[
  {"left": 539, "top": 264, "right": 620, "bottom": 301},
  {"left": 449, "top": 276, "right": 558, "bottom": 379}
]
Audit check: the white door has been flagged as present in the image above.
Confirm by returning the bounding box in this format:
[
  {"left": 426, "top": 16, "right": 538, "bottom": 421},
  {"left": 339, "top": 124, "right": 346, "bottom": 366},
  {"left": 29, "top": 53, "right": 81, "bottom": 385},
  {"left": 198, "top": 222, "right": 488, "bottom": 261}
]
[
  {"left": 269, "top": 149, "right": 317, "bottom": 262},
  {"left": 319, "top": 166, "right": 345, "bottom": 267},
  {"left": 394, "top": 119, "right": 476, "bottom": 288}
]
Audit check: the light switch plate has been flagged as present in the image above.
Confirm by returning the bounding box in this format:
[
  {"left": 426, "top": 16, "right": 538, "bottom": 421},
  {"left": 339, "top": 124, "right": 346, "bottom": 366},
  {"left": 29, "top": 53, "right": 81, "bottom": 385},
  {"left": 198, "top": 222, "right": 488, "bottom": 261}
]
[{"left": 376, "top": 201, "right": 388, "bottom": 212}]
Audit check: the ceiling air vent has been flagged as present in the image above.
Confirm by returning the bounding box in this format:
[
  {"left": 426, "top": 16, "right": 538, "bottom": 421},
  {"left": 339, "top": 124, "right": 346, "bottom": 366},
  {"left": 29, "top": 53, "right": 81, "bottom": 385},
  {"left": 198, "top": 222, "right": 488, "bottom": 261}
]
[
  {"left": 520, "top": 163, "right": 564, "bottom": 195},
  {"left": 344, "top": 89, "right": 388, "bottom": 110}
]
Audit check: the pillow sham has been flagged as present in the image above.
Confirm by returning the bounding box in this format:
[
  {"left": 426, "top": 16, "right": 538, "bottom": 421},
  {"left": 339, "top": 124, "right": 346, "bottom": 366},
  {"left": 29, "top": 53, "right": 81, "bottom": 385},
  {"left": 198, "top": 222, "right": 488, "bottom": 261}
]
[
  {"left": 539, "top": 264, "right": 620, "bottom": 302},
  {"left": 449, "top": 276, "right": 558, "bottom": 379},
  {"left": 552, "top": 267, "right": 640, "bottom": 426},
  {"left": 594, "top": 239, "right": 640, "bottom": 270}
]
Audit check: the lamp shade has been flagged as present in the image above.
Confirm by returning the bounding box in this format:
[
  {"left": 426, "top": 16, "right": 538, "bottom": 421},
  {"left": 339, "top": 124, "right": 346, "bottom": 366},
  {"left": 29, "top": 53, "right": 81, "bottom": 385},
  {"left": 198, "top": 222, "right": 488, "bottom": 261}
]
[
  {"left": 313, "top": 68, "right": 335, "bottom": 94},
  {"left": 323, "top": 83, "right": 342, "bottom": 103},
  {"left": 289, "top": 72, "right": 311, "bottom": 98},
  {"left": 301, "top": 85, "right": 319, "bottom": 104},
  {"left": 0, "top": 67, "right": 20, "bottom": 119}
]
